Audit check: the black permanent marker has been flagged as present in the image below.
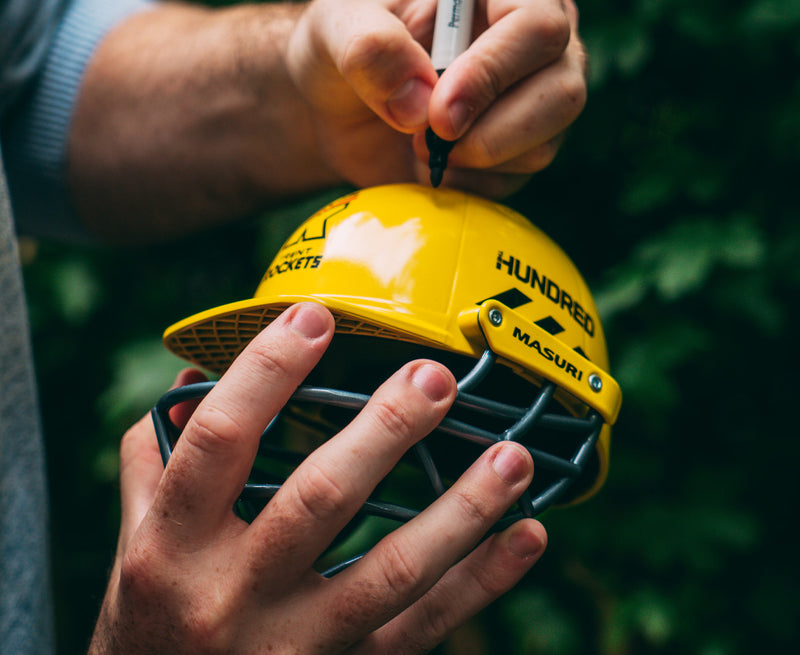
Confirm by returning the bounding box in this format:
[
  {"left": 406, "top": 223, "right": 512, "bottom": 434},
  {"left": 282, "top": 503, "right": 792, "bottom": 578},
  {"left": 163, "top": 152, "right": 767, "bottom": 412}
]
[{"left": 427, "top": 0, "right": 475, "bottom": 188}]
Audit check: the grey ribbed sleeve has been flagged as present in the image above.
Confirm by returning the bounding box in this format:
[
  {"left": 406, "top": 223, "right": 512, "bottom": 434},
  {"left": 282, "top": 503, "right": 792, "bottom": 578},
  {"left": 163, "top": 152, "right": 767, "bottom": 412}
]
[
  {"left": 1, "top": 1, "right": 154, "bottom": 654},
  {"left": 2, "top": 0, "right": 154, "bottom": 239},
  {"left": 0, "top": 147, "right": 54, "bottom": 655}
]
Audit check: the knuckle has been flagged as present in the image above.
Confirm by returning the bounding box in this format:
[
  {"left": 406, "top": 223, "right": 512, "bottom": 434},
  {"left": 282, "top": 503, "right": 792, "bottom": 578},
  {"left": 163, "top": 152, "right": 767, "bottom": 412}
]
[
  {"left": 377, "top": 537, "right": 424, "bottom": 598},
  {"left": 468, "top": 129, "right": 503, "bottom": 169},
  {"left": 535, "top": 8, "right": 572, "bottom": 59},
  {"left": 368, "top": 397, "right": 418, "bottom": 444},
  {"left": 452, "top": 485, "right": 495, "bottom": 527},
  {"left": 519, "top": 140, "right": 560, "bottom": 173},
  {"left": 118, "top": 549, "right": 147, "bottom": 595},
  {"left": 412, "top": 605, "right": 452, "bottom": 650},
  {"left": 478, "top": 59, "right": 508, "bottom": 102},
  {"left": 180, "top": 607, "right": 231, "bottom": 654},
  {"left": 468, "top": 554, "right": 509, "bottom": 597},
  {"left": 245, "top": 337, "right": 295, "bottom": 381},
  {"left": 293, "top": 460, "right": 350, "bottom": 521},
  {"left": 341, "top": 31, "right": 382, "bottom": 72},
  {"left": 558, "top": 71, "right": 588, "bottom": 118},
  {"left": 340, "top": 29, "right": 404, "bottom": 84},
  {"left": 118, "top": 540, "right": 167, "bottom": 600},
  {"left": 118, "top": 540, "right": 242, "bottom": 652},
  {"left": 466, "top": 61, "right": 507, "bottom": 116},
  {"left": 184, "top": 404, "right": 249, "bottom": 456},
  {"left": 120, "top": 544, "right": 232, "bottom": 650}
]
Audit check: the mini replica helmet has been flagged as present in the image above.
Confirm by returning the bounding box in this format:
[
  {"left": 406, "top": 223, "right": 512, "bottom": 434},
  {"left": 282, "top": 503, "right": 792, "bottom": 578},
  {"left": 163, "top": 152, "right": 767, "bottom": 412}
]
[{"left": 153, "top": 184, "right": 621, "bottom": 573}]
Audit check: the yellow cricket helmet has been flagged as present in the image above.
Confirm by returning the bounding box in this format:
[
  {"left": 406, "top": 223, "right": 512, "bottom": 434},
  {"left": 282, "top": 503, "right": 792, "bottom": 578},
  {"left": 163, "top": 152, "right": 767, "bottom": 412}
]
[{"left": 154, "top": 184, "right": 621, "bottom": 558}]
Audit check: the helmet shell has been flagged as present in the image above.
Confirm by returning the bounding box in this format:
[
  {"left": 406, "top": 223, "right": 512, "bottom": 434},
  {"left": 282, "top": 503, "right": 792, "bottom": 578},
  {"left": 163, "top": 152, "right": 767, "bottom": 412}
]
[{"left": 164, "top": 184, "right": 620, "bottom": 503}]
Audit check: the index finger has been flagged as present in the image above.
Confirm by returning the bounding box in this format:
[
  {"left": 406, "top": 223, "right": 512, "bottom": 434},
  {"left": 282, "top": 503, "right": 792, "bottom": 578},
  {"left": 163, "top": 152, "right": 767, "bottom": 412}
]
[
  {"left": 428, "top": 0, "right": 573, "bottom": 141},
  {"left": 147, "top": 303, "right": 334, "bottom": 546}
]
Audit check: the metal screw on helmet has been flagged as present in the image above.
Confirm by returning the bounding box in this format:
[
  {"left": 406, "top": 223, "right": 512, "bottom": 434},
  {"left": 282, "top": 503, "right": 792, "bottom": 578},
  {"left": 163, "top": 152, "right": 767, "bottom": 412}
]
[
  {"left": 588, "top": 373, "right": 603, "bottom": 392},
  {"left": 488, "top": 308, "right": 503, "bottom": 326}
]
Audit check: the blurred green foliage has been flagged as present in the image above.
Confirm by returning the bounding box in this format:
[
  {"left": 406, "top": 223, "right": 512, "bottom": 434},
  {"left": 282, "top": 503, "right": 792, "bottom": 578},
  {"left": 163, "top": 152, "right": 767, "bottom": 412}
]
[{"left": 22, "top": 0, "right": 799, "bottom": 653}]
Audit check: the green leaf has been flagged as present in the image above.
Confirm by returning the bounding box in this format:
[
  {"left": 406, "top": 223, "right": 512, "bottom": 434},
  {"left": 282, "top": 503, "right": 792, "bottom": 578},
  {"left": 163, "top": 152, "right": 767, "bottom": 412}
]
[
  {"left": 98, "top": 338, "right": 186, "bottom": 426},
  {"left": 51, "top": 257, "right": 102, "bottom": 325}
]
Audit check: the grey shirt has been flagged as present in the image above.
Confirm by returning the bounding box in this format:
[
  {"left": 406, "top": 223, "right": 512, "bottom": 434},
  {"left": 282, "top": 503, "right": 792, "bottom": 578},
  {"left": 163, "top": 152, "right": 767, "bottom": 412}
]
[
  {"left": 1, "top": 1, "right": 152, "bottom": 652},
  {"left": 1, "top": 151, "right": 53, "bottom": 655}
]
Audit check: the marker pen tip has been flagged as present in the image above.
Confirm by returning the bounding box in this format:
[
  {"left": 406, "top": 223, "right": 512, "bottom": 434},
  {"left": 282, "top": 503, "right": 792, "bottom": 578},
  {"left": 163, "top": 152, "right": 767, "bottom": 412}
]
[{"left": 426, "top": 126, "right": 455, "bottom": 190}]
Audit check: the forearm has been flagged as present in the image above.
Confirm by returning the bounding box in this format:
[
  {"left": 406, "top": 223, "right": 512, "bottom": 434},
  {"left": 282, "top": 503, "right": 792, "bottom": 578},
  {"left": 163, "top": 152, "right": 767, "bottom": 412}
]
[{"left": 68, "top": 1, "right": 341, "bottom": 242}]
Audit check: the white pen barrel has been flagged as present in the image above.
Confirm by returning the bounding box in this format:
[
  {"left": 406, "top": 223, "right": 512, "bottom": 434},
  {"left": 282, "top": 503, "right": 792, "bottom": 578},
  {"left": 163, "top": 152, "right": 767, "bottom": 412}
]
[{"left": 430, "top": 0, "right": 476, "bottom": 71}]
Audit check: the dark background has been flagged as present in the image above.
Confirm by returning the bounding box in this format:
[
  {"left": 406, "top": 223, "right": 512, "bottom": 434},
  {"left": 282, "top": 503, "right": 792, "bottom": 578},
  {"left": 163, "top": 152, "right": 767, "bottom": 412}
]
[{"left": 22, "top": 0, "right": 799, "bottom": 652}]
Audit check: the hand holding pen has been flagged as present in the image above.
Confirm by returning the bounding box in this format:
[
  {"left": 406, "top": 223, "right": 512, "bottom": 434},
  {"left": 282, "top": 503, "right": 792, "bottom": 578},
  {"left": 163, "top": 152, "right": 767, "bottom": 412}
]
[{"left": 286, "top": 0, "right": 587, "bottom": 197}]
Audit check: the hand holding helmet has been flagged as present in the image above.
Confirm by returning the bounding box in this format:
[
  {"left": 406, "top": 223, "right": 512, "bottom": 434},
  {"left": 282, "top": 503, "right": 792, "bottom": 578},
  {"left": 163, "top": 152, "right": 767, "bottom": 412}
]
[
  {"left": 161, "top": 184, "right": 621, "bottom": 544},
  {"left": 91, "top": 185, "right": 618, "bottom": 654},
  {"left": 89, "top": 303, "right": 545, "bottom": 655}
]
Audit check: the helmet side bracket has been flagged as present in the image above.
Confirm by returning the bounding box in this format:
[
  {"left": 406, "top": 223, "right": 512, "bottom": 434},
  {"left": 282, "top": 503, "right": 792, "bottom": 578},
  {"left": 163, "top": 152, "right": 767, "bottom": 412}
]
[{"left": 459, "top": 300, "right": 622, "bottom": 425}]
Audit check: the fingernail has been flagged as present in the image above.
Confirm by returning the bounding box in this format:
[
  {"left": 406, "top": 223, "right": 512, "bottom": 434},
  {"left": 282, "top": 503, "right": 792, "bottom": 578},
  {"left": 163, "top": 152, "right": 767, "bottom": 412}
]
[
  {"left": 492, "top": 443, "right": 530, "bottom": 485},
  {"left": 448, "top": 99, "right": 472, "bottom": 138},
  {"left": 411, "top": 363, "right": 452, "bottom": 402},
  {"left": 508, "top": 526, "right": 546, "bottom": 559},
  {"left": 386, "top": 77, "right": 432, "bottom": 129},
  {"left": 289, "top": 303, "right": 329, "bottom": 339}
]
